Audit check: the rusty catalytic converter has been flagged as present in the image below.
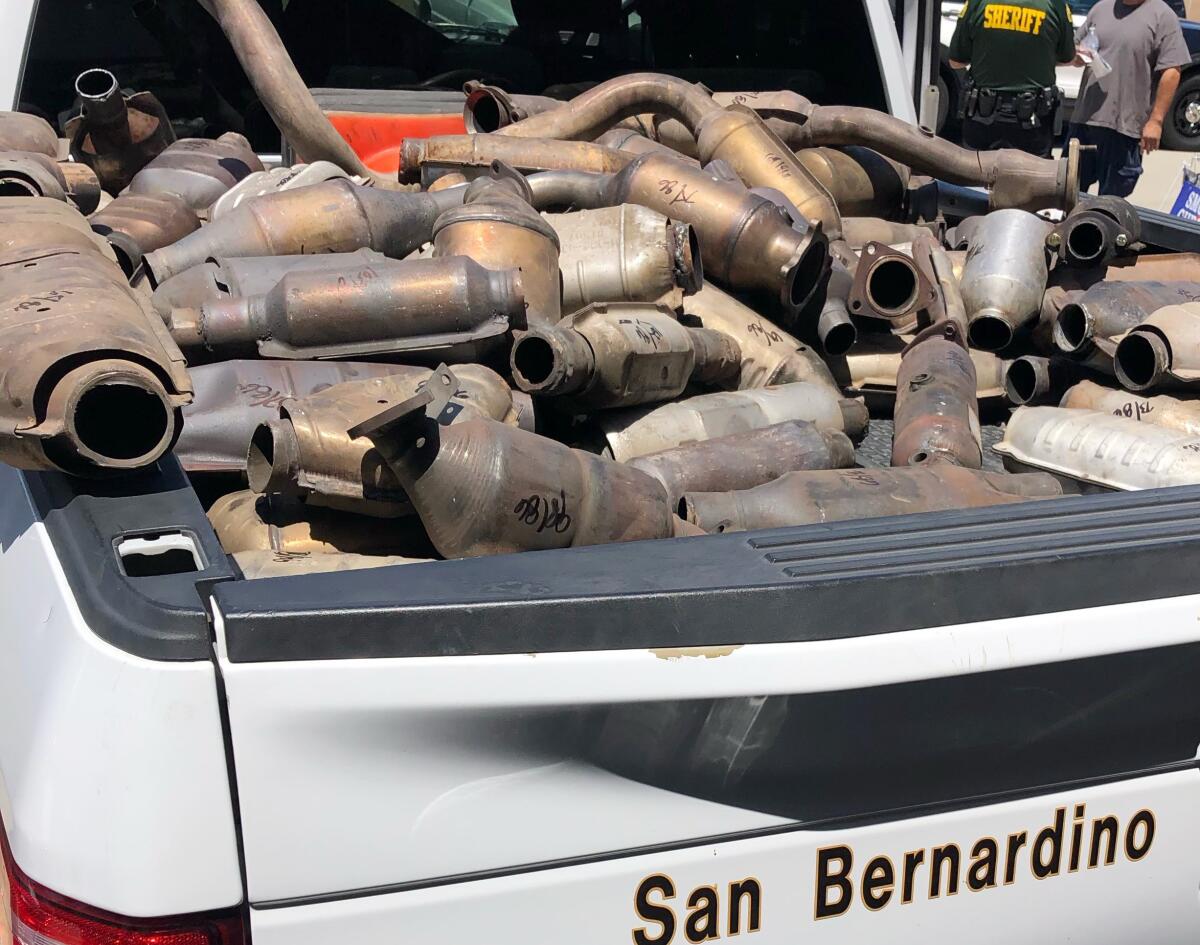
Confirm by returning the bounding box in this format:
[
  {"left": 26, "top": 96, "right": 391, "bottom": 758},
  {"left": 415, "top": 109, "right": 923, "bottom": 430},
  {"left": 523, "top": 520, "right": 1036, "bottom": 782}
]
[{"left": 510, "top": 302, "right": 739, "bottom": 408}]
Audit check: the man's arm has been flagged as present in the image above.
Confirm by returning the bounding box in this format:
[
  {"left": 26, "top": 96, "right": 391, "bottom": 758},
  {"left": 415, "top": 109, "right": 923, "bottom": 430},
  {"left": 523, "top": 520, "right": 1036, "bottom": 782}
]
[
  {"left": 1142, "top": 66, "right": 1181, "bottom": 153},
  {"left": 1056, "top": 2, "right": 1076, "bottom": 64},
  {"left": 948, "top": 1, "right": 972, "bottom": 69}
]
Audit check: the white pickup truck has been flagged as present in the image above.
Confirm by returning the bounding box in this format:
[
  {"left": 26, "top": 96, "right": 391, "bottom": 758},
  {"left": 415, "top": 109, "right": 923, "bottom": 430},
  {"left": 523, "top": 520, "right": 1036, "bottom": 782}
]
[{"left": 2, "top": 2, "right": 1200, "bottom": 944}]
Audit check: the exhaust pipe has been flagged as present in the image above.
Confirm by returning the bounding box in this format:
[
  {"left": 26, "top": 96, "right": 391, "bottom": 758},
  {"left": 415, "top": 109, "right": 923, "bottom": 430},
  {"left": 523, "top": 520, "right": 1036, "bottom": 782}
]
[
  {"left": 1061, "top": 379, "right": 1200, "bottom": 437},
  {"left": 0, "top": 152, "right": 103, "bottom": 214},
  {"left": 842, "top": 240, "right": 937, "bottom": 329},
  {"left": 462, "top": 82, "right": 562, "bottom": 133},
  {"left": 344, "top": 368, "right": 682, "bottom": 558},
  {"left": 891, "top": 321, "right": 981, "bottom": 468},
  {"left": 198, "top": 0, "right": 400, "bottom": 187},
  {"left": 178, "top": 360, "right": 471, "bottom": 474},
  {"left": 546, "top": 204, "right": 702, "bottom": 310},
  {"left": 1053, "top": 281, "right": 1200, "bottom": 360},
  {"left": 89, "top": 191, "right": 200, "bottom": 276},
  {"left": 784, "top": 104, "right": 1079, "bottom": 212},
  {"left": 180, "top": 255, "right": 525, "bottom": 360},
  {"left": 680, "top": 465, "right": 1064, "bottom": 533},
  {"left": 400, "top": 135, "right": 630, "bottom": 184},
  {"left": 795, "top": 148, "right": 909, "bottom": 219},
  {"left": 1047, "top": 195, "right": 1140, "bottom": 268},
  {"left": 246, "top": 364, "right": 524, "bottom": 514},
  {"left": 836, "top": 333, "right": 1007, "bottom": 408},
  {"left": 1114, "top": 302, "right": 1200, "bottom": 392},
  {"left": 142, "top": 178, "right": 464, "bottom": 286},
  {"left": 608, "top": 152, "right": 829, "bottom": 316},
  {"left": 151, "top": 248, "right": 389, "bottom": 320},
  {"left": 0, "top": 240, "right": 190, "bottom": 475},
  {"left": 126, "top": 132, "right": 263, "bottom": 210},
  {"left": 627, "top": 421, "right": 855, "bottom": 505},
  {"left": 1003, "top": 355, "right": 1097, "bottom": 406},
  {"left": 960, "top": 209, "right": 1052, "bottom": 352},
  {"left": 208, "top": 490, "right": 436, "bottom": 557},
  {"left": 597, "top": 383, "right": 868, "bottom": 461},
  {"left": 431, "top": 170, "right": 562, "bottom": 324},
  {"left": 0, "top": 111, "right": 58, "bottom": 157},
  {"left": 680, "top": 283, "right": 840, "bottom": 390},
  {"left": 65, "top": 68, "right": 175, "bottom": 193},
  {"left": 995, "top": 405, "right": 1200, "bottom": 490},
  {"left": 510, "top": 302, "right": 739, "bottom": 408},
  {"left": 910, "top": 231, "right": 968, "bottom": 332}
]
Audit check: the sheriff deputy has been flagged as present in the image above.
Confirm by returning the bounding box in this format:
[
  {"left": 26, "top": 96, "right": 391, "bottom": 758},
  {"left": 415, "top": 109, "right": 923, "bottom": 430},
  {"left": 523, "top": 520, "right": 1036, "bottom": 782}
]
[{"left": 949, "top": 0, "right": 1076, "bottom": 156}]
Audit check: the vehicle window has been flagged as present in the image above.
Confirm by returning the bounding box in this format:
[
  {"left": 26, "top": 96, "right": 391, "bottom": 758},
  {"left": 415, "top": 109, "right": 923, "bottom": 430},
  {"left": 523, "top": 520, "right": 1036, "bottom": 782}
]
[{"left": 19, "top": 0, "right": 889, "bottom": 151}]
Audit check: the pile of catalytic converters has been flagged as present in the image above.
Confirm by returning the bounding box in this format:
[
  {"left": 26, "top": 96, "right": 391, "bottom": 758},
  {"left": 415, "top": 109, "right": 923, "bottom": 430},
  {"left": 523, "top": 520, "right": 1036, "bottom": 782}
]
[{"left": 4, "top": 58, "right": 1200, "bottom": 581}]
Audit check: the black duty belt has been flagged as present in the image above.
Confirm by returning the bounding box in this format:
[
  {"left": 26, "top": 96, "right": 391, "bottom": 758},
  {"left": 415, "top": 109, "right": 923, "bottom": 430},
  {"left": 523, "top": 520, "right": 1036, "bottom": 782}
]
[{"left": 965, "top": 85, "right": 1061, "bottom": 128}]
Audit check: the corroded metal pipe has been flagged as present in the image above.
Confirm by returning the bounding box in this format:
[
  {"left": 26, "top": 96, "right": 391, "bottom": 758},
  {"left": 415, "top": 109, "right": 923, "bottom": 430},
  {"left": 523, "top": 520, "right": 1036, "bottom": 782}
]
[
  {"left": 627, "top": 421, "right": 855, "bottom": 505},
  {"left": 246, "top": 365, "right": 523, "bottom": 517},
  {"left": 680, "top": 465, "right": 1063, "bottom": 533},
  {"left": 0, "top": 151, "right": 67, "bottom": 202},
  {"left": 432, "top": 171, "right": 561, "bottom": 324},
  {"left": 180, "top": 255, "right": 525, "bottom": 360},
  {"left": 400, "top": 135, "right": 631, "bottom": 184},
  {"left": 208, "top": 490, "right": 435, "bottom": 556},
  {"left": 0, "top": 228, "right": 190, "bottom": 474},
  {"left": 910, "top": 232, "right": 968, "bottom": 334},
  {"left": 462, "top": 83, "right": 561, "bottom": 133},
  {"left": 344, "top": 370, "right": 682, "bottom": 558},
  {"left": 65, "top": 68, "right": 175, "bottom": 193},
  {"left": 127, "top": 133, "right": 263, "bottom": 210},
  {"left": 89, "top": 191, "right": 200, "bottom": 276},
  {"left": 0, "top": 196, "right": 118, "bottom": 260},
  {"left": 785, "top": 105, "right": 1079, "bottom": 212},
  {"left": 680, "top": 284, "right": 839, "bottom": 390},
  {"left": 836, "top": 334, "right": 1006, "bottom": 408},
  {"left": 1003, "top": 355, "right": 1095, "bottom": 406},
  {"left": 510, "top": 302, "right": 739, "bottom": 408},
  {"left": 842, "top": 240, "right": 936, "bottom": 329},
  {"left": 607, "top": 153, "right": 828, "bottom": 315},
  {"left": 1047, "top": 195, "right": 1139, "bottom": 268},
  {"left": 815, "top": 258, "right": 858, "bottom": 357},
  {"left": 1061, "top": 379, "right": 1200, "bottom": 437},
  {"left": 1053, "top": 281, "right": 1200, "bottom": 361},
  {"left": 597, "top": 383, "right": 868, "bottom": 461},
  {"left": 960, "top": 209, "right": 1053, "bottom": 352},
  {"left": 198, "top": 0, "right": 397, "bottom": 187},
  {"left": 152, "top": 248, "right": 389, "bottom": 320},
  {"left": 995, "top": 405, "right": 1200, "bottom": 490},
  {"left": 795, "top": 148, "right": 909, "bottom": 219},
  {"left": 1114, "top": 302, "right": 1200, "bottom": 392},
  {"left": 142, "top": 178, "right": 464, "bottom": 285},
  {"left": 546, "top": 204, "right": 702, "bottom": 310},
  {"left": 891, "top": 321, "right": 981, "bottom": 468},
  {"left": 178, "top": 360, "right": 435, "bottom": 474}
]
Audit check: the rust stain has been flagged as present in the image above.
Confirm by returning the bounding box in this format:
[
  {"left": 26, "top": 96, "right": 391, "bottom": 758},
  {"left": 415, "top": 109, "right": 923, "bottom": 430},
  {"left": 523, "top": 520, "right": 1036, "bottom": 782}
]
[{"left": 651, "top": 644, "right": 743, "bottom": 661}]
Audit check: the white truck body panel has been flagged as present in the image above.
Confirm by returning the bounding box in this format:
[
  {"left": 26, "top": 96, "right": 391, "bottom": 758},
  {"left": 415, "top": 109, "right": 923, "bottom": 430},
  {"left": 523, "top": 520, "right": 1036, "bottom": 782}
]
[
  {"left": 247, "top": 768, "right": 1200, "bottom": 943},
  {"left": 0, "top": 467, "right": 243, "bottom": 917},
  {"left": 0, "top": 0, "right": 36, "bottom": 110},
  {"left": 215, "top": 590, "right": 1200, "bottom": 906}
]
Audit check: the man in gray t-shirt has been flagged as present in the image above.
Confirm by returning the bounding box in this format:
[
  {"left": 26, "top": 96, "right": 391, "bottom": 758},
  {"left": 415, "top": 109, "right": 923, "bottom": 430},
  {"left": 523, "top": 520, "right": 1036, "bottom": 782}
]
[{"left": 1068, "top": 0, "right": 1190, "bottom": 197}]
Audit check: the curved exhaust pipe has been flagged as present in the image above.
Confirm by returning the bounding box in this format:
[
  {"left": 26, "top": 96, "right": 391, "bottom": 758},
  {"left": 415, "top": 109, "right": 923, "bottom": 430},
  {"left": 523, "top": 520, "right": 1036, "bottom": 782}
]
[{"left": 198, "top": 0, "right": 400, "bottom": 188}]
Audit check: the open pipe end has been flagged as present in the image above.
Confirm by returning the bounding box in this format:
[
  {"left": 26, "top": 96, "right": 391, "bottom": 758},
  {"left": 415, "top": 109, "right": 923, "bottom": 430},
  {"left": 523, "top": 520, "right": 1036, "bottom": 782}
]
[
  {"left": 464, "top": 87, "right": 511, "bottom": 134},
  {"left": 246, "top": 419, "right": 301, "bottom": 495},
  {"left": 1004, "top": 357, "right": 1049, "bottom": 406},
  {"left": 1063, "top": 219, "right": 1107, "bottom": 266},
  {"left": 783, "top": 233, "right": 830, "bottom": 314},
  {"left": 44, "top": 361, "right": 176, "bottom": 473},
  {"left": 74, "top": 68, "right": 126, "bottom": 126},
  {"left": 1115, "top": 331, "right": 1170, "bottom": 392},
  {"left": 968, "top": 311, "right": 1014, "bottom": 353},
  {"left": 510, "top": 329, "right": 590, "bottom": 396},
  {"left": 865, "top": 257, "right": 918, "bottom": 316},
  {"left": 1053, "top": 303, "right": 1092, "bottom": 354},
  {"left": 817, "top": 302, "right": 856, "bottom": 357}
]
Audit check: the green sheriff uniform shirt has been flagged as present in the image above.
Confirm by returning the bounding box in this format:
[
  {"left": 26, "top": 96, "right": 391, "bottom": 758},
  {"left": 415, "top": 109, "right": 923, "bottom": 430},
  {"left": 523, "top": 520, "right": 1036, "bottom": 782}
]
[{"left": 949, "top": 0, "right": 1076, "bottom": 91}]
